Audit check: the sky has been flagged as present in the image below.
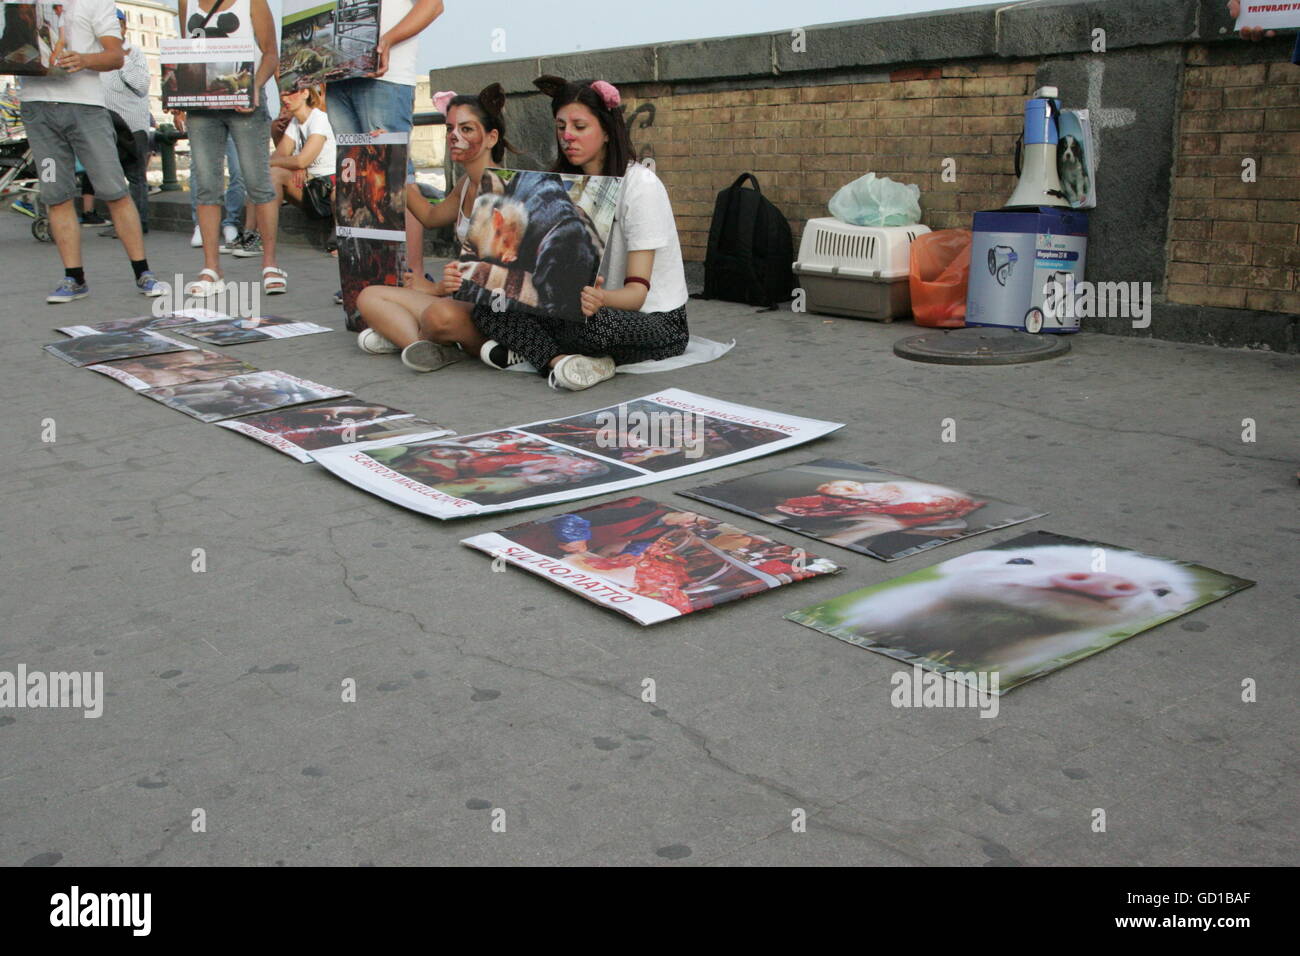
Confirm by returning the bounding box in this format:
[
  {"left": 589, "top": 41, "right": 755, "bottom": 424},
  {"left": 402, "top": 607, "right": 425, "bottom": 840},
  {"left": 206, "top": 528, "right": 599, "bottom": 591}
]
[{"left": 159, "top": 1, "right": 999, "bottom": 71}]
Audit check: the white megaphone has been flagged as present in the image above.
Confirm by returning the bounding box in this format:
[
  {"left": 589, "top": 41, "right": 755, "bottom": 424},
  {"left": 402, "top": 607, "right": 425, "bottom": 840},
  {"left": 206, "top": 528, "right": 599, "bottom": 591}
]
[{"left": 1005, "top": 86, "right": 1071, "bottom": 209}]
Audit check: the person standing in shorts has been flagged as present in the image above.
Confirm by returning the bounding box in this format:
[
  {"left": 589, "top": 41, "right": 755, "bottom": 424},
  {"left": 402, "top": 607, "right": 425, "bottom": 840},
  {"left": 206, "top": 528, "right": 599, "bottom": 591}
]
[
  {"left": 19, "top": 0, "right": 163, "bottom": 302},
  {"left": 325, "top": 0, "right": 445, "bottom": 279}
]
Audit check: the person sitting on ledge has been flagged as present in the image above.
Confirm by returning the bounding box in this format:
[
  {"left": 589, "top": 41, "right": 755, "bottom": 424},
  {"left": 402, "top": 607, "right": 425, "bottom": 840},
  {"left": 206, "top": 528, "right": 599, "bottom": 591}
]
[
  {"left": 403, "top": 75, "right": 691, "bottom": 390},
  {"left": 355, "top": 83, "right": 514, "bottom": 370}
]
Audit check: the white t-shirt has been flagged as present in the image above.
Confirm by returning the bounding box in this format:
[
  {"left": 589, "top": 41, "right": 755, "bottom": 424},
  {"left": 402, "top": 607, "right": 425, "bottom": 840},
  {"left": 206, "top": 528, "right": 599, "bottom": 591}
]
[
  {"left": 286, "top": 107, "right": 337, "bottom": 179},
  {"left": 19, "top": 0, "right": 120, "bottom": 108},
  {"left": 602, "top": 162, "right": 689, "bottom": 314},
  {"left": 379, "top": 0, "right": 418, "bottom": 88}
]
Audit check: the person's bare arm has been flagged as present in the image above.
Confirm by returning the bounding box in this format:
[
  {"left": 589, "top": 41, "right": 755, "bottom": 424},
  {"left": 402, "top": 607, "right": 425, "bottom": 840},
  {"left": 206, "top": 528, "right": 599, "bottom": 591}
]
[
  {"left": 272, "top": 133, "right": 327, "bottom": 170},
  {"left": 582, "top": 249, "right": 655, "bottom": 315},
  {"left": 404, "top": 182, "right": 458, "bottom": 229},
  {"left": 373, "top": 0, "right": 444, "bottom": 78},
  {"left": 240, "top": 0, "right": 279, "bottom": 112}
]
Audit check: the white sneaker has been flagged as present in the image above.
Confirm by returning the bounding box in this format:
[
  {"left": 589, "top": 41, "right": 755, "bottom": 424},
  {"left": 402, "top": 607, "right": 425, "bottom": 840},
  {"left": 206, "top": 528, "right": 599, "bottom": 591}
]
[
  {"left": 190, "top": 225, "right": 202, "bottom": 247},
  {"left": 548, "top": 354, "right": 616, "bottom": 391},
  {"left": 223, "top": 223, "right": 239, "bottom": 245},
  {"left": 357, "top": 328, "right": 400, "bottom": 354},
  {"left": 400, "top": 340, "right": 463, "bottom": 372},
  {"left": 479, "top": 339, "right": 525, "bottom": 370}
]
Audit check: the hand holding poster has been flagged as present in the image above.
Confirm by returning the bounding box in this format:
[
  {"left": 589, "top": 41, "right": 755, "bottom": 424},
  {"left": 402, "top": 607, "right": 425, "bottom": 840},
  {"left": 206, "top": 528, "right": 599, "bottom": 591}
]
[
  {"left": 0, "top": 1, "right": 63, "bottom": 76},
  {"left": 1235, "top": 1, "right": 1300, "bottom": 31},
  {"left": 160, "top": 35, "right": 255, "bottom": 110},
  {"left": 309, "top": 389, "right": 844, "bottom": 519},
  {"left": 463, "top": 496, "right": 842, "bottom": 626},
  {"left": 452, "top": 169, "right": 621, "bottom": 323},
  {"left": 279, "top": 0, "right": 381, "bottom": 90},
  {"left": 336, "top": 131, "right": 407, "bottom": 329}
]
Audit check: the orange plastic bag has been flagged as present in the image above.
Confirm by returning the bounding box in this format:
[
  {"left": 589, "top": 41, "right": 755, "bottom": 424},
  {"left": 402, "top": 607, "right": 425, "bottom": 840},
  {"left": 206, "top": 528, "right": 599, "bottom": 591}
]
[{"left": 909, "top": 229, "right": 972, "bottom": 327}]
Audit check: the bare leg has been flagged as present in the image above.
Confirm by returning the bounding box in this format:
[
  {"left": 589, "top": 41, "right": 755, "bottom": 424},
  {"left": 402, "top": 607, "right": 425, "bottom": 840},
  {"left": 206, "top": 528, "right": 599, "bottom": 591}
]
[
  {"left": 105, "top": 194, "right": 146, "bottom": 261},
  {"left": 253, "top": 199, "right": 279, "bottom": 271},
  {"left": 420, "top": 297, "right": 486, "bottom": 354},
  {"left": 48, "top": 199, "right": 82, "bottom": 268},
  {"left": 406, "top": 208, "right": 423, "bottom": 276},
  {"left": 197, "top": 203, "right": 223, "bottom": 275},
  {"left": 357, "top": 285, "right": 439, "bottom": 348}
]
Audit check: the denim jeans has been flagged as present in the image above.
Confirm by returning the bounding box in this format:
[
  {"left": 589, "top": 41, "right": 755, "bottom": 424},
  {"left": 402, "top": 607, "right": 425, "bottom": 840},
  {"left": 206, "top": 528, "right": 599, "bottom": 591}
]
[
  {"left": 187, "top": 105, "right": 274, "bottom": 206},
  {"left": 325, "top": 79, "right": 416, "bottom": 181},
  {"left": 190, "top": 134, "right": 245, "bottom": 231}
]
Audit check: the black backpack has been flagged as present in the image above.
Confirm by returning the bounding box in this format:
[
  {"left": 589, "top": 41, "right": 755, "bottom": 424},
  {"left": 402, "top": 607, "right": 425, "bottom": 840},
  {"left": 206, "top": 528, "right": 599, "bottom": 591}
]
[{"left": 702, "top": 173, "right": 794, "bottom": 308}]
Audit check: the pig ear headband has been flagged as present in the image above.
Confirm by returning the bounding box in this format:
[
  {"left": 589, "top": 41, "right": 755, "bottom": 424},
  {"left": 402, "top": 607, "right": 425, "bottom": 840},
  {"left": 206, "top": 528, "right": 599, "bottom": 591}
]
[
  {"left": 433, "top": 90, "right": 457, "bottom": 115},
  {"left": 589, "top": 80, "right": 621, "bottom": 110}
]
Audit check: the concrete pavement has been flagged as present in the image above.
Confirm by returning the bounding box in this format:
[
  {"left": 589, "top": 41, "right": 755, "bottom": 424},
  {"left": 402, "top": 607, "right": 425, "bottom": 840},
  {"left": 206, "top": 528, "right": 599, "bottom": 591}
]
[{"left": 0, "top": 208, "right": 1296, "bottom": 866}]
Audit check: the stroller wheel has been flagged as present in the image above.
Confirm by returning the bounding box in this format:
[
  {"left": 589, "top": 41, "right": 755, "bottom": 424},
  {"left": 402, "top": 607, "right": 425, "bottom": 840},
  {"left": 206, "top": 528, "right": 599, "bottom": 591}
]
[{"left": 32, "top": 217, "right": 51, "bottom": 242}]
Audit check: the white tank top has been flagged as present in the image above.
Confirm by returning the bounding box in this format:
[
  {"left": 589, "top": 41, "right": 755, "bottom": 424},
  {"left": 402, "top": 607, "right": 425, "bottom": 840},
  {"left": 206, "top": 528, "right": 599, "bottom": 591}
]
[{"left": 455, "top": 177, "right": 472, "bottom": 245}]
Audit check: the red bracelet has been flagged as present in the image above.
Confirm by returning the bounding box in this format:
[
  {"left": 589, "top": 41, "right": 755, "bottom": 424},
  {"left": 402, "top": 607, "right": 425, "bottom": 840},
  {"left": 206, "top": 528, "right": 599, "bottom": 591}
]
[{"left": 625, "top": 276, "right": 650, "bottom": 290}]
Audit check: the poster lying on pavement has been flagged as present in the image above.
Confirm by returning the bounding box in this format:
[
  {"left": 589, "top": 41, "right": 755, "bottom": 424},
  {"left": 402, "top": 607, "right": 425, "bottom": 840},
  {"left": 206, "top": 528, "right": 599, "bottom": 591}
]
[
  {"left": 56, "top": 309, "right": 230, "bottom": 338},
  {"left": 310, "top": 389, "right": 844, "bottom": 518},
  {"left": 218, "top": 401, "right": 453, "bottom": 462},
  {"left": 43, "top": 331, "right": 194, "bottom": 367},
  {"left": 335, "top": 131, "right": 407, "bottom": 330},
  {"left": 681, "top": 459, "right": 1045, "bottom": 560},
  {"left": 786, "top": 530, "right": 1254, "bottom": 694},
  {"left": 142, "top": 370, "right": 350, "bottom": 423},
  {"left": 172, "top": 315, "right": 332, "bottom": 346},
  {"left": 463, "top": 495, "right": 843, "bottom": 626},
  {"left": 87, "top": 348, "right": 258, "bottom": 391},
  {"left": 452, "top": 168, "right": 621, "bottom": 323}
]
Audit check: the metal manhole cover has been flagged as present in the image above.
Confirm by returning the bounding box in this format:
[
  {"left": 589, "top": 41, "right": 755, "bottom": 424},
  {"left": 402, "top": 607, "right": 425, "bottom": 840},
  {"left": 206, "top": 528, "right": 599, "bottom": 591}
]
[{"left": 893, "top": 327, "right": 1071, "bottom": 365}]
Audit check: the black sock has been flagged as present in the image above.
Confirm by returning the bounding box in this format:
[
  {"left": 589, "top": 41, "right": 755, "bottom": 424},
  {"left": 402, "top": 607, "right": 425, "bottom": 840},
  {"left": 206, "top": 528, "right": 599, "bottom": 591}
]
[
  {"left": 65, "top": 267, "right": 85, "bottom": 285},
  {"left": 130, "top": 259, "right": 150, "bottom": 280}
]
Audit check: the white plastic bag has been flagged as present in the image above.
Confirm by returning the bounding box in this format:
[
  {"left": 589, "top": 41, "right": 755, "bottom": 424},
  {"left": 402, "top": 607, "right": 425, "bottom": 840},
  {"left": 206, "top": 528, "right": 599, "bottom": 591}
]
[{"left": 828, "top": 172, "right": 922, "bottom": 227}]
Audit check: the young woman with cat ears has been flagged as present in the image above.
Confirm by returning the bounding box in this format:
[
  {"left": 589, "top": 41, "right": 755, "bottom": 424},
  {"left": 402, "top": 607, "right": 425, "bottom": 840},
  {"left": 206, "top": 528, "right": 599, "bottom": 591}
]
[
  {"left": 354, "top": 83, "right": 515, "bottom": 371},
  {"left": 410, "top": 75, "right": 691, "bottom": 390}
]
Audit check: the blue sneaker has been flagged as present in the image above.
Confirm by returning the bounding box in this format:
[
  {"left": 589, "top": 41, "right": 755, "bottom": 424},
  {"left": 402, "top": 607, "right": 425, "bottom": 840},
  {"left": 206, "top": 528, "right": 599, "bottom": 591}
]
[
  {"left": 136, "top": 271, "right": 166, "bottom": 297},
  {"left": 46, "top": 276, "right": 89, "bottom": 304},
  {"left": 11, "top": 198, "right": 37, "bottom": 218}
]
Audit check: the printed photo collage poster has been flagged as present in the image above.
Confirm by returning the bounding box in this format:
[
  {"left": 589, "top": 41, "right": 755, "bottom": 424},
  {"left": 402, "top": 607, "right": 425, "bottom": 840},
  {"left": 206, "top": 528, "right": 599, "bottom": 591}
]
[
  {"left": 786, "top": 530, "right": 1254, "bottom": 694},
  {"left": 0, "top": 1, "right": 62, "bottom": 76},
  {"left": 463, "top": 495, "right": 843, "bottom": 627},
  {"left": 336, "top": 131, "right": 407, "bottom": 329},
  {"left": 218, "top": 402, "right": 452, "bottom": 462},
  {"left": 160, "top": 14, "right": 257, "bottom": 111},
  {"left": 452, "top": 168, "right": 622, "bottom": 323},
  {"left": 280, "top": 0, "right": 381, "bottom": 90},
  {"left": 681, "top": 458, "right": 1048, "bottom": 562},
  {"left": 309, "top": 389, "right": 846, "bottom": 519}
]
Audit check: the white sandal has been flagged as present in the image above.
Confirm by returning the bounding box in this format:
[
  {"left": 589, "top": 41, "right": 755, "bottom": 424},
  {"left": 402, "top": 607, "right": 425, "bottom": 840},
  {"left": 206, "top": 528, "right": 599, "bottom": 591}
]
[
  {"left": 262, "top": 266, "right": 288, "bottom": 295},
  {"left": 184, "top": 268, "right": 225, "bottom": 297}
]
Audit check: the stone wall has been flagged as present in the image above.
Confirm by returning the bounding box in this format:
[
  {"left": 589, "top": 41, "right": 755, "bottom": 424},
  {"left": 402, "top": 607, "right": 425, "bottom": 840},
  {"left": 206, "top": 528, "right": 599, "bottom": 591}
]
[{"left": 429, "top": 0, "right": 1300, "bottom": 351}]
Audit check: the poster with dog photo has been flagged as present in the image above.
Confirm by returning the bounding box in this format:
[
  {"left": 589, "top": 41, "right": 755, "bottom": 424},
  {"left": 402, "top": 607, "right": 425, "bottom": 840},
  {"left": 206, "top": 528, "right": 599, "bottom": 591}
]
[
  {"left": 681, "top": 459, "right": 1046, "bottom": 560},
  {"left": 43, "top": 330, "right": 195, "bottom": 367},
  {"left": 279, "top": 0, "right": 381, "bottom": 91},
  {"left": 160, "top": 36, "right": 255, "bottom": 110},
  {"left": 335, "top": 131, "right": 407, "bottom": 329},
  {"left": 1057, "top": 109, "right": 1097, "bottom": 210},
  {"left": 86, "top": 348, "right": 257, "bottom": 391},
  {"left": 463, "top": 496, "right": 842, "bottom": 626},
  {"left": 787, "top": 530, "right": 1254, "bottom": 693},
  {"left": 309, "top": 389, "right": 843, "bottom": 519},
  {"left": 0, "top": 1, "right": 63, "bottom": 76},
  {"left": 142, "top": 370, "right": 350, "bottom": 423},
  {"left": 452, "top": 168, "right": 621, "bottom": 323},
  {"left": 218, "top": 401, "right": 453, "bottom": 462}
]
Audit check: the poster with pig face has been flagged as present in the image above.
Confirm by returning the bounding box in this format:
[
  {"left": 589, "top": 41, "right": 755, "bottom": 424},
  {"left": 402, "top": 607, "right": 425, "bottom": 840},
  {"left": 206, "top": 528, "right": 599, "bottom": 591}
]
[
  {"left": 787, "top": 530, "right": 1254, "bottom": 693},
  {"left": 451, "top": 168, "right": 620, "bottom": 323},
  {"left": 681, "top": 459, "right": 1047, "bottom": 560},
  {"left": 335, "top": 131, "right": 407, "bottom": 330},
  {"left": 0, "top": 1, "right": 62, "bottom": 76},
  {"left": 279, "top": 0, "right": 381, "bottom": 91}
]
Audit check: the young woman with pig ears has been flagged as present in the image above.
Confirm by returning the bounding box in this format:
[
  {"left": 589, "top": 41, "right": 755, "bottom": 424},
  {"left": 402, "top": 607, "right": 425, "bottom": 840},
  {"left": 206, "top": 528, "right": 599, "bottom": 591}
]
[
  {"left": 411, "top": 76, "right": 691, "bottom": 390},
  {"left": 354, "top": 83, "right": 516, "bottom": 371}
]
